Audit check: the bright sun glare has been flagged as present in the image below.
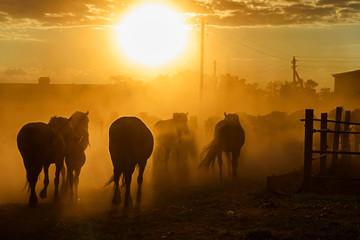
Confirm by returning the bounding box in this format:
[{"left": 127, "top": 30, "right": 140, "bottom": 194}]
[{"left": 117, "top": 3, "right": 188, "bottom": 67}]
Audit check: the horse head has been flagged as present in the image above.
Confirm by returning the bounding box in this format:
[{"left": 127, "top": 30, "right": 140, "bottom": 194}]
[
  {"left": 69, "top": 111, "right": 90, "bottom": 149},
  {"left": 224, "top": 112, "right": 240, "bottom": 125},
  {"left": 69, "top": 111, "right": 89, "bottom": 130}
]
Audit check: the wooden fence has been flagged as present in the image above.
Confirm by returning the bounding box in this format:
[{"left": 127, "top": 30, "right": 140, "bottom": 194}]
[{"left": 302, "top": 107, "right": 360, "bottom": 190}]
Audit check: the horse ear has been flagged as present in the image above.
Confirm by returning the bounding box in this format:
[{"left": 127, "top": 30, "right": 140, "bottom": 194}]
[
  {"left": 85, "top": 111, "right": 89, "bottom": 116},
  {"left": 69, "top": 116, "right": 72, "bottom": 121},
  {"left": 224, "top": 112, "right": 227, "bottom": 117},
  {"left": 186, "top": 112, "right": 188, "bottom": 116}
]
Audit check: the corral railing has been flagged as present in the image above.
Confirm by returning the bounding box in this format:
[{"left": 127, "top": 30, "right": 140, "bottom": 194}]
[{"left": 302, "top": 107, "right": 360, "bottom": 190}]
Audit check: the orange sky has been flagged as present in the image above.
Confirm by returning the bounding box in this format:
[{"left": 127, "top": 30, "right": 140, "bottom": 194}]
[{"left": 0, "top": 0, "right": 360, "bottom": 89}]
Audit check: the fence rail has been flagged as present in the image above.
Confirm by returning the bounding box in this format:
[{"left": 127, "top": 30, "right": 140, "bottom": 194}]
[
  {"left": 301, "top": 118, "right": 360, "bottom": 126},
  {"left": 302, "top": 107, "right": 360, "bottom": 191}
]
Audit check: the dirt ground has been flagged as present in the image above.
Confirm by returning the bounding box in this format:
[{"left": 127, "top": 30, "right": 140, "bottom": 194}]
[{"left": 1, "top": 176, "right": 360, "bottom": 240}]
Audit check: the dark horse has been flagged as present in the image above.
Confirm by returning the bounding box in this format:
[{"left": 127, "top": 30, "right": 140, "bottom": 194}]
[
  {"left": 153, "top": 113, "right": 190, "bottom": 169},
  {"left": 199, "top": 113, "right": 245, "bottom": 181},
  {"left": 17, "top": 117, "right": 74, "bottom": 207},
  {"left": 64, "top": 111, "right": 89, "bottom": 202},
  {"left": 106, "top": 117, "right": 154, "bottom": 206}
]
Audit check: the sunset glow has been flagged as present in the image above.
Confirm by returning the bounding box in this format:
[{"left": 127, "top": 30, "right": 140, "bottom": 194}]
[{"left": 117, "top": 3, "right": 188, "bottom": 67}]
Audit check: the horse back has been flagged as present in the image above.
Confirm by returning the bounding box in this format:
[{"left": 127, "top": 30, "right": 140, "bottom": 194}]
[
  {"left": 109, "top": 117, "right": 154, "bottom": 161},
  {"left": 17, "top": 122, "right": 66, "bottom": 167},
  {"left": 215, "top": 120, "right": 245, "bottom": 149}
]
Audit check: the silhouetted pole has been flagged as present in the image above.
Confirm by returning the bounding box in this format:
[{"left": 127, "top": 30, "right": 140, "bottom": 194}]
[
  {"left": 199, "top": 19, "right": 205, "bottom": 101},
  {"left": 303, "top": 109, "right": 314, "bottom": 191},
  {"left": 342, "top": 110, "right": 351, "bottom": 175},
  {"left": 319, "top": 113, "right": 328, "bottom": 176},
  {"left": 330, "top": 107, "right": 342, "bottom": 174},
  {"left": 292, "top": 56, "right": 297, "bottom": 84}
]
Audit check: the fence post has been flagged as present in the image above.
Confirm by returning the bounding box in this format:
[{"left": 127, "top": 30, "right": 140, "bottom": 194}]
[
  {"left": 329, "top": 107, "right": 342, "bottom": 174},
  {"left": 319, "top": 113, "right": 327, "bottom": 176},
  {"left": 303, "top": 109, "right": 314, "bottom": 190},
  {"left": 342, "top": 110, "right": 351, "bottom": 175}
]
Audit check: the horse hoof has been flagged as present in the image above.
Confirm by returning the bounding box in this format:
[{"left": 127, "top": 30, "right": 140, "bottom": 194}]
[
  {"left": 29, "top": 196, "right": 38, "bottom": 208},
  {"left": 112, "top": 198, "right": 121, "bottom": 205},
  {"left": 124, "top": 196, "right": 133, "bottom": 208},
  {"left": 112, "top": 191, "right": 121, "bottom": 205},
  {"left": 39, "top": 190, "right": 47, "bottom": 199},
  {"left": 136, "top": 194, "right": 142, "bottom": 203},
  {"left": 71, "top": 196, "right": 79, "bottom": 204}
]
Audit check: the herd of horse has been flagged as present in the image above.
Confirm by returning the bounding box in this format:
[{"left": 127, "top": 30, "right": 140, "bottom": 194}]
[{"left": 17, "top": 111, "right": 246, "bottom": 208}]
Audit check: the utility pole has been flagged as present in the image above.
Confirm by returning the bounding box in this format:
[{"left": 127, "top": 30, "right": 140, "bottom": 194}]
[
  {"left": 199, "top": 18, "right": 205, "bottom": 100},
  {"left": 292, "top": 56, "right": 297, "bottom": 84},
  {"left": 292, "top": 56, "right": 303, "bottom": 88}
]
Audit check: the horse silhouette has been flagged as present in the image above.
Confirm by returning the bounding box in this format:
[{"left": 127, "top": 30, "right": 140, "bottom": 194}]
[
  {"left": 153, "top": 113, "right": 190, "bottom": 169},
  {"left": 17, "top": 117, "right": 74, "bottom": 207},
  {"left": 106, "top": 117, "right": 154, "bottom": 206},
  {"left": 63, "top": 111, "right": 89, "bottom": 202},
  {"left": 199, "top": 112, "right": 245, "bottom": 181},
  {"left": 69, "top": 111, "right": 90, "bottom": 151}
]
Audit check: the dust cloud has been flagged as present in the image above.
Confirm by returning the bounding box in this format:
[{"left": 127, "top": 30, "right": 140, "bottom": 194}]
[{"left": 0, "top": 72, "right": 348, "bottom": 208}]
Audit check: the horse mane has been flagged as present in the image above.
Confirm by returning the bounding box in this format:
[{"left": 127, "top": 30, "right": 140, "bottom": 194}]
[
  {"left": 48, "top": 116, "right": 75, "bottom": 146},
  {"left": 48, "top": 116, "right": 72, "bottom": 131}
]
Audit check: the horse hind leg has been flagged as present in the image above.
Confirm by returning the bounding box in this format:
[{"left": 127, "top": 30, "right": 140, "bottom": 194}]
[
  {"left": 54, "top": 162, "right": 63, "bottom": 202},
  {"left": 136, "top": 161, "right": 146, "bottom": 203},
  {"left": 39, "top": 164, "right": 50, "bottom": 199},
  {"left": 27, "top": 167, "right": 41, "bottom": 208},
  {"left": 217, "top": 152, "right": 223, "bottom": 182},
  {"left": 60, "top": 165, "right": 66, "bottom": 194},
  {"left": 73, "top": 169, "right": 81, "bottom": 202},
  {"left": 112, "top": 168, "right": 121, "bottom": 205},
  {"left": 225, "top": 152, "right": 232, "bottom": 177},
  {"left": 124, "top": 171, "right": 133, "bottom": 208},
  {"left": 67, "top": 168, "right": 74, "bottom": 202},
  {"left": 232, "top": 150, "right": 240, "bottom": 179}
]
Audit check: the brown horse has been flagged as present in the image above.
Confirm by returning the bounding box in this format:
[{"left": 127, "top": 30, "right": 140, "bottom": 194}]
[
  {"left": 199, "top": 113, "right": 245, "bottom": 181},
  {"left": 106, "top": 117, "right": 154, "bottom": 206},
  {"left": 17, "top": 117, "right": 74, "bottom": 207},
  {"left": 64, "top": 111, "right": 89, "bottom": 202},
  {"left": 153, "top": 113, "right": 190, "bottom": 169}
]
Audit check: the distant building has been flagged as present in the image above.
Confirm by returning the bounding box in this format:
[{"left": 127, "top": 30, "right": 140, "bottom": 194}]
[
  {"left": 38, "top": 77, "right": 50, "bottom": 85},
  {"left": 333, "top": 69, "right": 360, "bottom": 98}
]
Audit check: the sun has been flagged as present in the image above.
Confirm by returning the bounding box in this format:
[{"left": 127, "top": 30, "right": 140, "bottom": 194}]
[{"left": 117, "top": 3, "right": 188, "bottom": 67}]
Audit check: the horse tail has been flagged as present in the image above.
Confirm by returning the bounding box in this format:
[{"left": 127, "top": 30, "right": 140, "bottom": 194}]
[
  {"left": 199, "top": 140, "right": 219, "bottom": 170},
  {"left": 104, "top": 175, "right": 115, "bottom": 187},
  {"left": 104, "top": 173, "right": 125, "bottom": 188},
  {"left": 22, "top": 180, "right": 29, "bottom": 193}
]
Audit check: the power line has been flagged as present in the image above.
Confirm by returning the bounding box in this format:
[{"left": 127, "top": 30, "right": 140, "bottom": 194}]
[
  {"left": 209, "top": 31, "right": 289, "bottom": 65},
  {"left": 210, "top": 30, "right": 289, "bottom": 61},
  {"left": 300, "top": 56, "right": 360, "bottom": 59},
  {"left": 219, "top": 29, "right": 291, "bottom": 58}
]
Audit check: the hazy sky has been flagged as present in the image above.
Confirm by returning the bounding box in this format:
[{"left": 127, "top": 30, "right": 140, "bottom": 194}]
[{"left": 0, "top": 0, "right": 360, "bottom": 88}]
